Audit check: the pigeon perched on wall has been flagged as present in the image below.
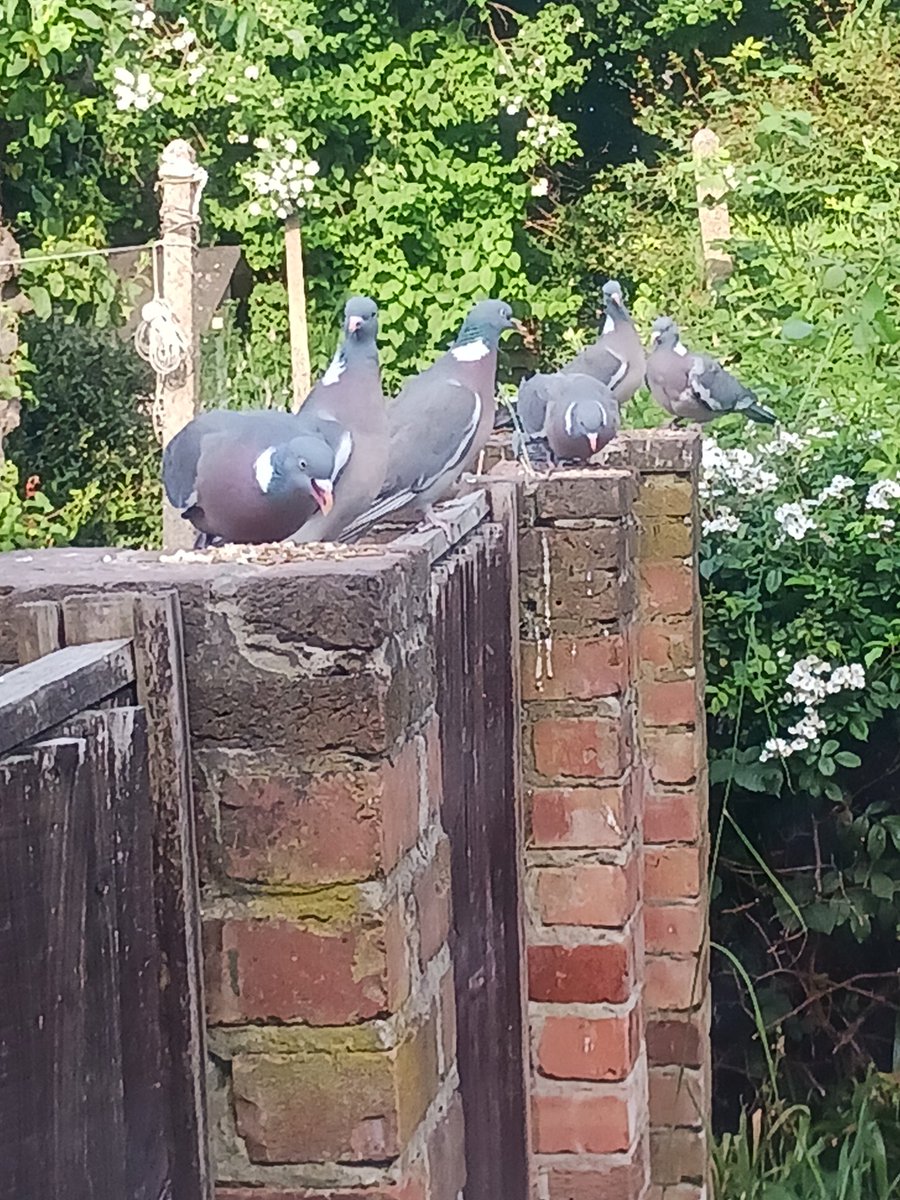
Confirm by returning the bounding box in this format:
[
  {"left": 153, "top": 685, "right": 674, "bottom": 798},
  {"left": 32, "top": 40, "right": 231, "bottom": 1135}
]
[
  {"left": 562, "top": 279, "right": 646, "bottom": 405},
  {"left": 339, "top": 298, "right": 523, "bottom": 539},
  {"left": 516, "top": 371, "right": 619, "bottom": 466},
  {"left": 291, "top": 295, "right": 388, "bottom": 542},
  {"left": 163, "top": 409, "right": 346, "bottom": 546},
  {"left": 646, "top": 316, "right": 776, "bottom": 427}
]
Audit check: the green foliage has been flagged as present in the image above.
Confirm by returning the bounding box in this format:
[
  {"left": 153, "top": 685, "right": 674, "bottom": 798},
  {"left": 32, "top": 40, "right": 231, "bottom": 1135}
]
[
  {"left": 8, "top": 315, "right": 159, "bottom": 547},
  {"left": 0, "top": 460, "right": 92, "bottom": 549},
  {"left": 713, "top": 1070, "right": 900, "bottom": 1198}
]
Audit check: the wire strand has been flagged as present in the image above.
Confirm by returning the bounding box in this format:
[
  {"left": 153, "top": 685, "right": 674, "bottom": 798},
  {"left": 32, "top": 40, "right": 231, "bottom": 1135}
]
[{"left": 0, "top": 240, "right": 158, "bottom": 271}]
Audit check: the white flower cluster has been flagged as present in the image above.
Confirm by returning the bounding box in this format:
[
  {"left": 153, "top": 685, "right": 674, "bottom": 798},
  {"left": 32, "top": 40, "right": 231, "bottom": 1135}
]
[
  {"left": 774, "top": 500, "right": 817, "bottom": 543},
  {"left": 700, "top": 442, "right": 778, "bottom": 501},
  {"left": 531, "top": 177, "right": 549, "bottom": 198},
  {"left": 246, "top": 135, "right": 320, "bottom": 220},
  {"left": 702, "top": 508, "right": 741, "bottom": 536},
  {"left": 865, "top": 478, "right": 900, "bottom": 510},
  {"left": 757, "top": 430, "right": 809, "bottom": 458},
  {"left": 815, "top": 474, "right": 855, "bottom": 502},
  {"left": 760, "top": 655, "right": 866, "bottom": 762},
  {"left": 520, "top": 112, "right": 565, "bottom": 150},
  {"left": 113, "top": 66, "right": 162, "bottom": 111},
  {"left": 500, "top": 92, "right": 524, "bottom": 115},
  {"left": 132, "top": 1, "right": 154, "bottom": 29}
]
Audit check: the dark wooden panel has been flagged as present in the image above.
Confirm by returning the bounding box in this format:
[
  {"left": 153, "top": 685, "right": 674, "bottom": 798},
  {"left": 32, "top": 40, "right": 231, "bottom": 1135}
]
[
  {"left": 0, "top": 638, "right": 135, "bottom": 754},
  {"left": 433, "top": 525, "right": 528, "bottom": 1200}
]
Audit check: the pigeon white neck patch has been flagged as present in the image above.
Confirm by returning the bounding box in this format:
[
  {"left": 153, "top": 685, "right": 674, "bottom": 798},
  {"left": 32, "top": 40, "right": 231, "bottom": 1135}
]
[
  {"left": 322, "top": 351, "right": 346, "bottom": 386},
  {"left": 602, "top": 316, "right": 615, "bottom": 336},
  {"left": 254, "top": 446, "right": 276, "bottom": 492},
  {"left": 674, "top": 341, "right": 688, "bottom": 357},
  {"left": 451, "top": 338, "right": 489, "bottom": 362}
]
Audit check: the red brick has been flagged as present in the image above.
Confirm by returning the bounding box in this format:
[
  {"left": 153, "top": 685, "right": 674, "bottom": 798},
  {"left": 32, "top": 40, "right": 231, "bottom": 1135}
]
[
  {"left": 639, "top": 620, "right": 696, "bottom": 675},
  {"left": 533, "top": 1089, "right": 632, "bottom": 1154},
  {"left": 545, "top": 1161, "right": 649, "bottom": 1200},
  {"left": 520, "top": 525, "right": 623, "bottom": 575},
  {"left": 640, "top": 564, "right": 693, "bottom": 616},
  {"left": 232, "top": 1053, "right": 398, "bottom": 1163},
  {"left": 644, "top": 792, "right": 701, "bottom": 845},
  {"left": 216, "top": 1189, "right": 425, "bottom": 1200},
  {"left": 646, "top": 1018, "right": 703, "bottom": 1068},
  {"left": 645, "top": 903, "right": 705, "bottom": 956},
  {"left": 644, "top": 729, "right": 697, "bottom": 785},
  {"left": 641, "top": 680, "right": 697, "bottom": 727},
  {"left": 427, "top": 1092, "right": 466, "bottom": 1200},
  {"left": 649, "top": 1067, "right": 706, "bottom": 1128},
  {"left": 214, "top": 743, "right": 419, "bottom": 887},
  {"left": 645, "top": 847, "right": 703, "bottom": 902},
  {"left": 532, "top": 717, "right": 625, "bottom": 781},
  {"left": 396, "top": 1008, "right": 440, "bottom": 1142},
  {"left": 413, "top": 836, "right": 451, "bottom": 965},
  {"left": 645, "top": 956, "right": 703, "bottom": 1012},
  {"left": 533, "top": 470, "right": 637, "bottom": 520},
  {"left": 535, "top": 861, "right": 638, "bottom": 928},
  {"left": 650, "top": 1128, "right": 708, "bottom": 1185},
  {"left": 204, "top": 916, "right": 388, "bottom": 1025},
  {"left": 537, "top": 1008, "right": 641, "bottom": 1081},
  {"left": 385, "top": 900, "right": 410, "bottom": 1011},
  {"left": 528, "top": 941, "right": 632, "bottom": 1004},
  {"left": 522, "top": 636, "right": 628, "bottom": 700},
  {"left": 636, "top": 475, "right": 693, "bottom": 518},
  {"left": 530, "top": 784, "right": 635, "bottom": 849}
]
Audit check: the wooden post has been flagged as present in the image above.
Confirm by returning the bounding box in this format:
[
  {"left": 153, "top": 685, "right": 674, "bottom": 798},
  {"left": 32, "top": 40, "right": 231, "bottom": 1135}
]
[
  {"left": 692, "top": 127, "right": 733, "bottom": 286},
  {"left": 157, "top": 139, "right": 203, "bottom": 550},
  {"left": 285, "top": 214, "right": 311, "bottom": 411}
]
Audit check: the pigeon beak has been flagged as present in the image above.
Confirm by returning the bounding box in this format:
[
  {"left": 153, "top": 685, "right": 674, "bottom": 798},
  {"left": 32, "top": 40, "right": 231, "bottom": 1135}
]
[
  {"left": 587, "top": 433, "right": 598, "bottom": 454},
  {"left": 347, "top": 315, "right": 364, "bottom": 334},
  {"left": 311, "top": 479, "right": 334, "bottom": 514}
]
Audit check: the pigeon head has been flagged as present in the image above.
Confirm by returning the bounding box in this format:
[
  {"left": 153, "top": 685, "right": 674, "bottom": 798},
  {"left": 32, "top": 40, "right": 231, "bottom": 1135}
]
[
  {"left": 602, "top": 278, "right": 628, "bottom": 310},
  {"left": 650, "top": 315, "right": 680, "bottom": 349},
  {"left": 268, "top": 433, "right": 337, "bottom": 514},
  {"left": 343, "top": 295, "right": 379, "bottom": 343},
  {"left": 454, "top": 298, "right": 525, "bottom": 348},
  {"left": 565, "top": 397, "right": 608, "bottom": 454}
]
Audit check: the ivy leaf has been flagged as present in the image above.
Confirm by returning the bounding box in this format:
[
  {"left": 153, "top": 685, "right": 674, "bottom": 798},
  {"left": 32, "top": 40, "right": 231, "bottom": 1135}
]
[
  {"left": 28, "top": 286, "right": 52, "bottom": 320},
  {"left": 870, "top": 872, "right": 894, "bottom": 900}
]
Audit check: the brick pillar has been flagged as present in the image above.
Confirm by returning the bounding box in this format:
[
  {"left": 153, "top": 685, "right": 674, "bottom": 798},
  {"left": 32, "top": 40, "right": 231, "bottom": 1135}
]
[
  {"left": 192, "top": 549, "right": 464, "bottom": 1199},
  {"left": 518, "top": 470, "right": 650, "bottom": 1200},
  {"left": 615, "top": 431, "right": 711, "bottom": 1200}
]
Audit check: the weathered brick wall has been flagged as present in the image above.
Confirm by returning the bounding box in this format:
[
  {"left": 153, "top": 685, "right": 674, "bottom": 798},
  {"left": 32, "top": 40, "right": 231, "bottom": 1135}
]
[
  {"left": 496, "top": 428, "right": 710, "bottom": 1200},
  {"left": 0, "top": 546, "right": 464, "bottom": 1200}
]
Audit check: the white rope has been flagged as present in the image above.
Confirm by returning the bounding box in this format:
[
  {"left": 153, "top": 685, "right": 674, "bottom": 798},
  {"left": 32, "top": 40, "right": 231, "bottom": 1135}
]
[
  {"left": 0, "top": 240, "right": 157, "bottom": 271},
  {"left": 133, "top": 244, "right": 189, "bottom": 380}
]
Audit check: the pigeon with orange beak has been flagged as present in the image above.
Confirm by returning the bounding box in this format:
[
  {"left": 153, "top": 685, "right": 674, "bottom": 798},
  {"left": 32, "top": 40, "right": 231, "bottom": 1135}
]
[
  {"left": 162, "top": 408, "right": 345, "bottom": 547},
  {"left": 290, "top": 294, "right": 389, "bottom": 542},
  {"left": 516, "top": 370, "right": 619, "bottom": 466}
]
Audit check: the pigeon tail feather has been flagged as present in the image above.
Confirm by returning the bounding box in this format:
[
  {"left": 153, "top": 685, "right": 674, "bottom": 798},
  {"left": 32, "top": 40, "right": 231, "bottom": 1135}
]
[{"left": 746, "top": 402, "right": 777, "bottom": 425}]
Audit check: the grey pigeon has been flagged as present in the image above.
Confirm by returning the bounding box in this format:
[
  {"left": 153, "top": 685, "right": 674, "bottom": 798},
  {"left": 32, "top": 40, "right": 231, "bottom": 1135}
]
[
  {"left": 163, "top": 408, "right": 346, "bottom": 546},
  {"left": 340, "top": 298, "right": 523, "bottom": 539},
  {"left": 646, "top": 316, "right": 776, "bottom": 426},
  {"left": 291, "top": 295, "right": 388, "bottom": 542},
  {"left": 516, "top": 371, "right": 619, "bottom": 465},
  {"left": 562, "top": 279, "right": 646, "bottom": 404}
]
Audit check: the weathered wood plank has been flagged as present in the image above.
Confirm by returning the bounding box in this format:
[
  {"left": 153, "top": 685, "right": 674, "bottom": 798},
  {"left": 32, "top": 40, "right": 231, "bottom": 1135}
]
[
  {"left": 394, "top": 489, "right": 489, "bottom": 564},
  {"left": 0, "top": 639, "right": 135, "bottom": 755},
  {"left": 132, "top": 591, "right": 211, "bottom": 1199},
  {"left": 61, "top": 593, "right": 136, "bottom": 645},
  {"left": 16, "top": 599, "right": 62, "bottom": 665}
]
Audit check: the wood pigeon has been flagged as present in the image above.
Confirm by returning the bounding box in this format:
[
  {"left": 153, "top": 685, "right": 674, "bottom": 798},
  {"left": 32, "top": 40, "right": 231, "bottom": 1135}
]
[
  {"left": 646, "top": 316, "right": 776, "bottom": 426},
  {"left": 562, "top": 279, "right": 646, "bottom": 405},
  {"left": 516, "top": 371, "right": 620, "bottom": 466},
  {"left": 163, "top": 408, "right": 347, "bottom": 546},
  {"left": 291, "top": 295, "right": 389, "bottom": 542},
  {"left": 340, "top": 298, "right": 524, "bottom": 539}
]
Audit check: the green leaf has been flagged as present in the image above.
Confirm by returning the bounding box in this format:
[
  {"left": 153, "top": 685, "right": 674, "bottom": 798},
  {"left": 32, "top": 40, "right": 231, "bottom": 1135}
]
[
  {"left": 28, "top": 286, "right": 52, "bottom": 320},
  {"left": 835, "top": 751, "right": 862, "bottom": 768},
  {"left": 781, "top": 317, "right": 814, "bottom": 341},
  {"left": 867, "top": 824, "right": 887, "bottom": 861},
  {"left": 870, "top": 872, "right": 894, "bottom": 900},
  {"left": 822, "top": 264, "right": 847, "bottom": 290}
]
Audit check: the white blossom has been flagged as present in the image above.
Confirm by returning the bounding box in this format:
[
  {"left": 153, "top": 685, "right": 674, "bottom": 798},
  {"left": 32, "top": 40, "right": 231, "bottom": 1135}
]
[
  {"left": 814, "top": 475, "right": 855, "bottom": 503},
  {"left": 283, "top": 136, "right": 298, "bottom": 154},
  {"left": 172, "top": 29, "right": 196, "bottom": 51},
  {"left": 702, "top": 508, "right": 741, "bottom": 536},
  {"left": 758, "top": 430, "right": 809, "bottom": 458},
  {"left": 304, "top": 160, "right": 320, "bottom": 176},
  {"left": 865, "top": 478, "right": 900, "bottom": 510},
  {"left": 531, "top": 177, "right": 549, "bottom": 197},
  {"left": 225, "top": 93, "right": 239, "bottom": 104},
  {"left": 254, "top": 136, "right": 271, "bottom": 150},
  {"left": 774, "top": 501, "right": 817, "bottom": 543},
  {"left": 244, "top": 65, "right": 260, "bottom": 80},
  {"left": 761, "top": 656, "right": 865, "bottom": 761},
  {"left": 700, "top": 441, "right": 778, "bottom": 501},
  {"left": 187, "top": 65, "right": 206, "bottom": 85},
  {"left": 248, "top": 200, "right": 262, "bottom": 216},
  {"left": 113, "top": 67, "right": 135, "bottom": 86}
]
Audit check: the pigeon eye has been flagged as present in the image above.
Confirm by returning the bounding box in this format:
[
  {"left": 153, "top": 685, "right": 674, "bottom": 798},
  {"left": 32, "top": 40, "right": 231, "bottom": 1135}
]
[{"left": 298, "top": 458, "right": 307, "bottom": 470}]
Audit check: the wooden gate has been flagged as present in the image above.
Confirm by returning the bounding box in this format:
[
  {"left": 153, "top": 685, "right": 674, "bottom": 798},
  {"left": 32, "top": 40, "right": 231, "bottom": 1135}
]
[
  {"left": 431, "top": 504, "right": 529, "bottom": 1200},
  {"left": 0, "top": 592, "right": 209, "bottom": 1200}
]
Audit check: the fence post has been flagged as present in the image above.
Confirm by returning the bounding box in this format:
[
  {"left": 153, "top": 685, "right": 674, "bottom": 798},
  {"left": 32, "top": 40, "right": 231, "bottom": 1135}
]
[
  {"left": 285, "top": 215, "right": 311, "bottom": 411},
  {"left": 157, "top": 138, "right": 204, "bottom": 550},
  {"left": 692, "top": 127, "right": 733, "bottom": 287}
]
